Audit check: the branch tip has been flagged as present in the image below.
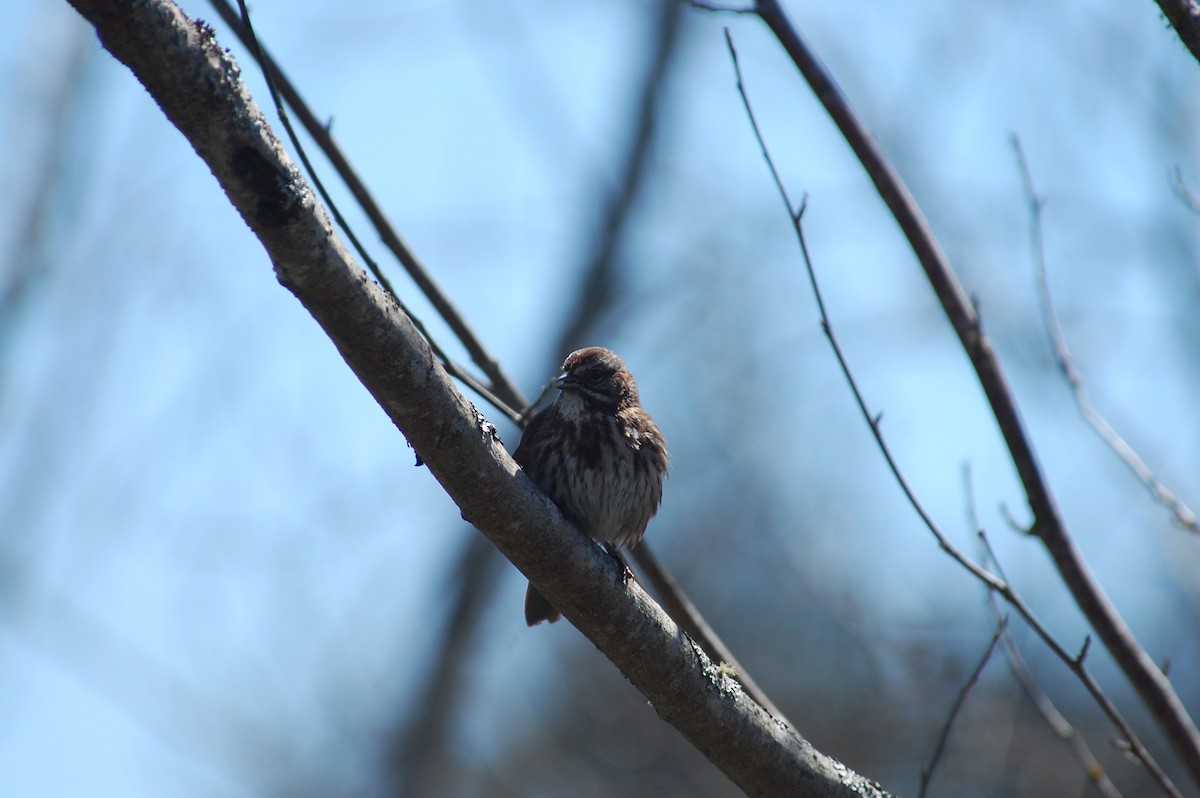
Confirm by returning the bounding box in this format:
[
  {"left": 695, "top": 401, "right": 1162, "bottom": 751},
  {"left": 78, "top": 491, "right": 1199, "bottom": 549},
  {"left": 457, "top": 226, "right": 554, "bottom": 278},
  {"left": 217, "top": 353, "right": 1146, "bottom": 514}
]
[{"left": 1077, "top": 636, "right": 1093, "bottom": 666}]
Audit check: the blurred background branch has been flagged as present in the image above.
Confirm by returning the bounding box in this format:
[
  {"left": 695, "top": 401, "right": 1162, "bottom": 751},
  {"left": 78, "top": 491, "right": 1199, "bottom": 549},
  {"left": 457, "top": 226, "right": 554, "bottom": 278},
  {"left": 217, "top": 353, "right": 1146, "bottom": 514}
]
[{"left": 1013, "top": 136, "right": 1197, "bottom": 533}]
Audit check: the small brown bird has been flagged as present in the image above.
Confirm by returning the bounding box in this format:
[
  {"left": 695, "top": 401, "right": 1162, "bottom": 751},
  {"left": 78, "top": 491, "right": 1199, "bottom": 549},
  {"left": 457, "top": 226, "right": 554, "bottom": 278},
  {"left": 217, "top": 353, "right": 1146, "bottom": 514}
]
[{"left": 514, "top": 347, "right": 669, "bottom": 626}]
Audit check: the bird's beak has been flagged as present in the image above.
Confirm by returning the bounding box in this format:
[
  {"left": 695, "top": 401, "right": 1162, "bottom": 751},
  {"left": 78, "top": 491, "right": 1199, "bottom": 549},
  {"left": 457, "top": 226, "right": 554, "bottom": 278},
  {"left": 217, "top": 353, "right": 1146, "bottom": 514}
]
[{"left": 554, "top": 371, "right": 577, "bottom": 391}]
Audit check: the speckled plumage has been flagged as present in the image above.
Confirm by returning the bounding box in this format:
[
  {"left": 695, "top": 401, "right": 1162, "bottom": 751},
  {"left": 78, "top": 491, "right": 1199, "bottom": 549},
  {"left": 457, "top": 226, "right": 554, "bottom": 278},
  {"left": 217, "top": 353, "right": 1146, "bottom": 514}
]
[{"left": 514, "top": 347, "right": 668, "bottom": 625}]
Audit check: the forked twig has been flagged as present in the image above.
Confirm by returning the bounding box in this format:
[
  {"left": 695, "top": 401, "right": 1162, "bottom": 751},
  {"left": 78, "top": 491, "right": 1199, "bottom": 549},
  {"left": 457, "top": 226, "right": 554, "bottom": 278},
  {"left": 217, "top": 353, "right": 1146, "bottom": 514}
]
[
  {"left": 1013, "top": 138, "right": 1196, "bottom": 532},
  {"left": 964, "top": 466, "right": 1124, "bottom": 798},
  {"left": 992, "top": 601, "right": 1124, "bottom": 797},
  {"left": 974, "top": 525, "right": 1180, "bottom": 792},
  {"left": 724, "top": 28, "right": 1183, "bottom": 798}
]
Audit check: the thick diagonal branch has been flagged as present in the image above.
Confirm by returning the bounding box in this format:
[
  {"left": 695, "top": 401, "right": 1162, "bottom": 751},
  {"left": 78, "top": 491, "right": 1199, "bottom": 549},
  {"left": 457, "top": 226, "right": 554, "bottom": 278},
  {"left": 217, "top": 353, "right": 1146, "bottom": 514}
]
[{"left": 63, "top": 1, "right": 887, "bottom": 794}]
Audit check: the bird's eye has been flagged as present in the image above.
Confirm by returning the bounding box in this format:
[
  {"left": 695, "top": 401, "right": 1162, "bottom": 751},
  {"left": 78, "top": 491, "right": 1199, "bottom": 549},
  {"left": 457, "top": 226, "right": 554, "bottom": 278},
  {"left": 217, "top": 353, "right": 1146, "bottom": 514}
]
[{"left": 585, "top": 364, "right": 607, "bottom": 384}]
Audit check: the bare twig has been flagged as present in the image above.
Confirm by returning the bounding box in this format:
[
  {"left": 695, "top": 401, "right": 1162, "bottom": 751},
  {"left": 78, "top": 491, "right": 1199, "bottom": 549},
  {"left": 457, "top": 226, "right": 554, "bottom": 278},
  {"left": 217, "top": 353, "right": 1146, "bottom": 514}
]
[
  {"left": 976, "top": 525, "right": 1179, "bottom": 798},
  {"left": 1013, "top": 138, "right": 1196, "bottom": 532},
  {"left": 995, "top": 605, "right": 1125, "bottom": 798},
  {"left": 230, "top": 1, "right": 388, "bottom": 296},
  {"left": 725, "top": 27, "right": 1184, "bottom": 798},
  {"left": 918, "top": 620, "right": 1007, "bottom": 798},
  {"left": 208, "top": 0, "right": 527, "bottom": 418},
  {"left": 724, "top": 27, "right": 1005, "bottom": 597},
  {"left": 964, "top": 466, "right": 1125, "bottom": 798},
  {"left": 742, "top": 0, "right": 1200, "bottom": 782},
  {"left": 227, "top": 0, "right": 525, "bottom": 425}
]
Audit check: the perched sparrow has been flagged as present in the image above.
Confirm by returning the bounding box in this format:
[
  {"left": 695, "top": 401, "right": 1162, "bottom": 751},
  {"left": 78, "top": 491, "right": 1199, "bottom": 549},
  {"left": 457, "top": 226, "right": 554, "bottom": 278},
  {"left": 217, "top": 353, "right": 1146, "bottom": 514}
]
[{"left": 514, "top": 347, "right": 669, "bottom": 626}]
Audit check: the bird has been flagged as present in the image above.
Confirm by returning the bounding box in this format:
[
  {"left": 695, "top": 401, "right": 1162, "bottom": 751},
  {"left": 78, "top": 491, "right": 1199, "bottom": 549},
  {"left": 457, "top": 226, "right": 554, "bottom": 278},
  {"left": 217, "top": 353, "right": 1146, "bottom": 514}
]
[{"left": 513, "top": 347, "right": 669, "bottom": 626}]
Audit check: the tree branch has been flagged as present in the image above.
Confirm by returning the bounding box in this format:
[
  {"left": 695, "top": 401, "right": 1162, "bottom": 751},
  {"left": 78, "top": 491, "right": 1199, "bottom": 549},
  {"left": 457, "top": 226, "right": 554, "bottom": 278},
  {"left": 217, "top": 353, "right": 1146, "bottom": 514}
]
[
  {"left": 63, "top": 0, "right": 887, "bottom": 794},
  {"left": 744, "top": 0, "right": 1200, "bottom": 784},
  {"left": 961, "top": 465, "right": 1128, "bottom": 798},
  {"left": 723, "top": 29, "right": 1181, "bottom": 794},
  {"left": 204, "top": 0, "right": 528, "bottom": 418}
]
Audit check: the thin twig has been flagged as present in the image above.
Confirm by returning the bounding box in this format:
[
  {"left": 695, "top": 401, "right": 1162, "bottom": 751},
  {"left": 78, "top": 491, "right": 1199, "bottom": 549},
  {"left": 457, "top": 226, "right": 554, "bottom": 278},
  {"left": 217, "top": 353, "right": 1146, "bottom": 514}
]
[
  {"left": 725, "top": 28, "right": 1183, "bottom": 798},
  {"left": 744, "top": 0, "right": 1200, "bottom": 782},
  {"left": 210, "top": 0, "right": 527, "bottom": 418},
  {"left": 977, "top": 526, "right": 1179, "bottom": 798},
  {"left": 1012, "top": 138, "right": 1196, "bottom": 532},
  {"left": 230, "top": 0, "right": 513, "bottom": 422},
  {"left": 230, "top": 2, "right": 390, "bottom": 298},
  {"left": 918, "top": 620, "right": 1007, "bottom": 798},
  {"left": 964, "top": 466, "right": 1125, "bottom": 798},
  {"left": 725, "top": 28, "right": 1005, "bottom": 595},
  {"left": 994, "top": 600, "right": 1124, "bottom": 798},
  {"left": 1018, "top": 141, "right": 1196, "bottom": 530}
]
